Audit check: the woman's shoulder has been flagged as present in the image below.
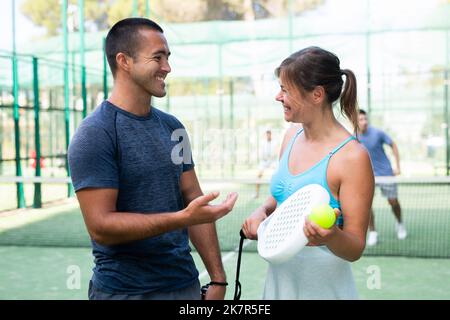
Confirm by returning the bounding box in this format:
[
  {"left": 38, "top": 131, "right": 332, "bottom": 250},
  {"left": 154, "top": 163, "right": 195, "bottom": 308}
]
[
  {"left": 328, "top": 135, "right": 373, "bottom": 185},
  {"left": 338, "top": 136, "right": 371, "bottom": 166}
]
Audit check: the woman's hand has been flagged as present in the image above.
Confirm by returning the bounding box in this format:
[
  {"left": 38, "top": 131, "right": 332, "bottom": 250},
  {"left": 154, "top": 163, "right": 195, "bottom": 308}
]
[
  {"left": 304, "top": 208, "right": 341, "bottom": 246},
  {"left": 242, "top": 208, "right": 267, "bottom": 240}
]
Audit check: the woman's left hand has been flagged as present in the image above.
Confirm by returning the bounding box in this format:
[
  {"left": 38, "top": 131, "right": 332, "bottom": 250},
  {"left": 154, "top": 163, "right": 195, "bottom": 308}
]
[{"left": 304, "top": 208, "right": 341, "bottom": 246}]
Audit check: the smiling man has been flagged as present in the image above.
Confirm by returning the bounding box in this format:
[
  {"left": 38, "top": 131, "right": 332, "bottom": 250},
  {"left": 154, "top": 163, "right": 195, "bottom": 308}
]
[{"left": 68, "top": 18, "right": 238, "bottom": 300}]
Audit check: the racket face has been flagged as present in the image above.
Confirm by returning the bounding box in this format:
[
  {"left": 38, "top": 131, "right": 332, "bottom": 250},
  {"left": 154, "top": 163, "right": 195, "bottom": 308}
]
[{"left": 257, "top": 184, "right": 330, "bottom": 264}]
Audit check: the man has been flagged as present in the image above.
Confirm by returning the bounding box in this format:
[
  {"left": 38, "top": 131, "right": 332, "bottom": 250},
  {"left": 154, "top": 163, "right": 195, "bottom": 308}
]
[
  {"left": 358, "top": 109, "right": 406, "bottom": 246},
  {"left": 68, "top": 18, "right": 238, "bottom": 300},
  {"left": 254, "top": 129, "right": 277, "bottom": 199}
]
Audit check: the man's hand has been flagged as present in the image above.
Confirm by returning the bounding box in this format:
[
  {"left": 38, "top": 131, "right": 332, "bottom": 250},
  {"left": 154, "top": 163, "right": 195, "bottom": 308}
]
[{"left": 183, "top": 191, "right": 238, "bottom": 225}]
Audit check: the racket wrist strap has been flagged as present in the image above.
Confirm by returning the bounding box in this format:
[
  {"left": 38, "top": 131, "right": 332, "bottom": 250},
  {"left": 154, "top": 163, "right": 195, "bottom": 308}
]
[
  {"left": 233, "top": 230, "right": 246, "bottom": 300},
  {"left": 208, "top": 281, "right": 228, "bottom": 286}
]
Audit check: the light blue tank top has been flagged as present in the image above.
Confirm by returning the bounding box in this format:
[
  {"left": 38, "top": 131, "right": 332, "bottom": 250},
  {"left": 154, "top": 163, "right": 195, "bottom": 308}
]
[{"left": 270, "top": 129, "right": 356, "bottom": 226}]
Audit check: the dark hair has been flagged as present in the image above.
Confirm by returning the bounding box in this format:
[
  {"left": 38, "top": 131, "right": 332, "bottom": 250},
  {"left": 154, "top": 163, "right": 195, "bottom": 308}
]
[
  {"left": 275, "top": 46, "right": 359, "bottom": 134},
  {"left": 105, "top": 18, "right": 164, "bottom": 76},
  {"left": 359, "top": 109, "right": 367, "bottom": 115}
]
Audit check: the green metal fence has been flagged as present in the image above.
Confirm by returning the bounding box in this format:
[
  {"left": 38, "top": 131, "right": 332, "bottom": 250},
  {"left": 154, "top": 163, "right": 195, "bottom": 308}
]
[
  {"left": 0, "top": 53, "right": 106, "bottom": 209},
  {"left": 1, "top": 0, "right": 449, "bottom": 210}
]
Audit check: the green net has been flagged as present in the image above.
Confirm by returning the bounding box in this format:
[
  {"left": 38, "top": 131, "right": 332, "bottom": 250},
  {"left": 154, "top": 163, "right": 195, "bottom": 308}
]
[
  {"left": 0, "top": 177, "right": 449, "bottom": 258},
  {"left": 1, "top": 0, "right": 450, "bottom": 255}
]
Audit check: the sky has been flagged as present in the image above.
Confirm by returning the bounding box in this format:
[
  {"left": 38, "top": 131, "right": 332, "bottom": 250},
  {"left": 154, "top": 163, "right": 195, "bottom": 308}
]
[{"left": 0, "top": 0, "right": 45, "bottom": 51}]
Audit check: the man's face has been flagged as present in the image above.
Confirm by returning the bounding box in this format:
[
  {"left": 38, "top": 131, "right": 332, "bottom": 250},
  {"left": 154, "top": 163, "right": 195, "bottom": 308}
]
[
  {"left": 358, "top": 113, "right": 369, "bottom": 133},
  {"left": 129, "top": 29, "right": 171, "bottom": 98}
]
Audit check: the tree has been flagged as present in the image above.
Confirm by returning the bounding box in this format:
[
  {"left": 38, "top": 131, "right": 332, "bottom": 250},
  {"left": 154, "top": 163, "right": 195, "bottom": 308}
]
[
  {"left": 21, "top": 0, "right": 62, "bottom": 36},
  {"left": 21, "top": 0, "right": 111, "bottom": 35},
  {"left": 21, "top": 0, "right": 325, "bottom": 36}
]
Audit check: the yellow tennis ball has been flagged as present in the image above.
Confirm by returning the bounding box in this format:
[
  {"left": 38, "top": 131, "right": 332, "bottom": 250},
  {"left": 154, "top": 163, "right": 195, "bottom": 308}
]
[{"left": 309, "top": 204, "right": 336, "bottom": 229}]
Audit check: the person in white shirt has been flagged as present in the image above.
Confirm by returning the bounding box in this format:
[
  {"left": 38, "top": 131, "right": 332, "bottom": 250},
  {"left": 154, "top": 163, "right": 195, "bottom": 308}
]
[{"left": 254, "top": 130, "right": 277, "bottom": 198}]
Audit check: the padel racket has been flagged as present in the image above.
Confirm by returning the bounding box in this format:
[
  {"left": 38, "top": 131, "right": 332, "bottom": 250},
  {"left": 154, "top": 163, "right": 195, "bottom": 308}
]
[{"left": 257, "top": 184, "right": 330, "bottom": 264}]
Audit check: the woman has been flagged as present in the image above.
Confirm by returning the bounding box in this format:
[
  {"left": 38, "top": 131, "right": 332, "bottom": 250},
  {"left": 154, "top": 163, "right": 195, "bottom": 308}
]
[{"left": 242, "top": 47, "right": 374, "bottom": 299}]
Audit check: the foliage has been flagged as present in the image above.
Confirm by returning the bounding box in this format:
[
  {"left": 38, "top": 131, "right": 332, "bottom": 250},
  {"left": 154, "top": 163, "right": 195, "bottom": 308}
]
[{"left": 21, "top": 0, "right": 324, "bottom": 35}]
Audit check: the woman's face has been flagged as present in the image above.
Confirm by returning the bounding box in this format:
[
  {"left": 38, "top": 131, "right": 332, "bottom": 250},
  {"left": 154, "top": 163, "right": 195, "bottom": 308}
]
[{"left": 275, "top": 74, "right": 314, "bottom": 123}]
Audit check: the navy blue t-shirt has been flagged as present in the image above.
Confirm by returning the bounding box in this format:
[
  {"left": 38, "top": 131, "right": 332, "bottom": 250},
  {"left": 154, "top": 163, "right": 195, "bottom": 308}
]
[
  {"left": 68, "top": 101, "right": 198, "bottom": 294},
  {"left": 358, "top": 125, "right": 394, "bottom": 176}
]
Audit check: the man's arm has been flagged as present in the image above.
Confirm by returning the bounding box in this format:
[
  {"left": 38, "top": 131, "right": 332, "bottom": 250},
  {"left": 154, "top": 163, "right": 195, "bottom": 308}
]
[
  {"left": 391, "top": 141, "right": 401, "bottom": 175},
  {"left": 76, "top": 186, "right": 237, "bottom": 246},
  {"left": 181, "top": 169, "right": 237, "bottom": 300}
]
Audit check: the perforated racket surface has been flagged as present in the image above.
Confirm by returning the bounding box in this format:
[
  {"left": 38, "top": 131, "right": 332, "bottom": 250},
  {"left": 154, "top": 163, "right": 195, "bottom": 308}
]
[{"left": 257, "top": 184, "right": 330, "bottom": 264}]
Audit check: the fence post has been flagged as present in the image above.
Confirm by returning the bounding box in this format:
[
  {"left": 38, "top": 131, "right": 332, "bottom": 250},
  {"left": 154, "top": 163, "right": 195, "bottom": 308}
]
[
  {"left": 229, "top": 79, "right": 235, "bottom": 177},
  {"left": 63, "top": 0, "right": 74, "bottom": 197},
  {"left": 103, "top": 37, "right": 108, "bottom": 100},
  {"left": 79, "top": 0, "right": 87, "bottom": 118},
  {"left": 445, "top": 69, "right": 449, "bottom": 176},
  {"left": 32, "top": 56, "right": 42, "bottom": 208}
]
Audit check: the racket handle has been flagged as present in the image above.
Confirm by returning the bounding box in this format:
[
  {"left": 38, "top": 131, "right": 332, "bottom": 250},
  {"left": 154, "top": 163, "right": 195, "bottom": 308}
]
[{"left": 234, "top": 229, "right": 246, "bottom": 300}]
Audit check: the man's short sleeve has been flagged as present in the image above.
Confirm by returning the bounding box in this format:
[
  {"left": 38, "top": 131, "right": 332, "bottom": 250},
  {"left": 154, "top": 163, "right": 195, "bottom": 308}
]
[
  {"left": 380, "top": 130, "right": 393, "bottom": 146},
  {"left": 68, "top": 125, "right": 119, "bottom": 192}
]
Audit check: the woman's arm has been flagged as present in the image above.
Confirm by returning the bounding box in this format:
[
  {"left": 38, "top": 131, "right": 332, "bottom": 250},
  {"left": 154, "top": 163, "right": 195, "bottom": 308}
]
[{"left": 303, "top": 142, "right": 374, "bottom": 261}]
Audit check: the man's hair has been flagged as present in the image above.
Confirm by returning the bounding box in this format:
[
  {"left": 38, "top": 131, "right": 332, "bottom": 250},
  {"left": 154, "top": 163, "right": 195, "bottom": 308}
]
[
  {"left": 359, "top": 109, "right": 367, "bottom": 115},
  {"left": 105, "top": 18, "right": 164, "bottom": 76}
]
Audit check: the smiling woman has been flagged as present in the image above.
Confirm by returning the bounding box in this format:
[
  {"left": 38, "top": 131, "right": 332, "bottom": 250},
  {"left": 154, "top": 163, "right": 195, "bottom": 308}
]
[{"left": 242, "top": 46, "right": 374, "bottom": 300}]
